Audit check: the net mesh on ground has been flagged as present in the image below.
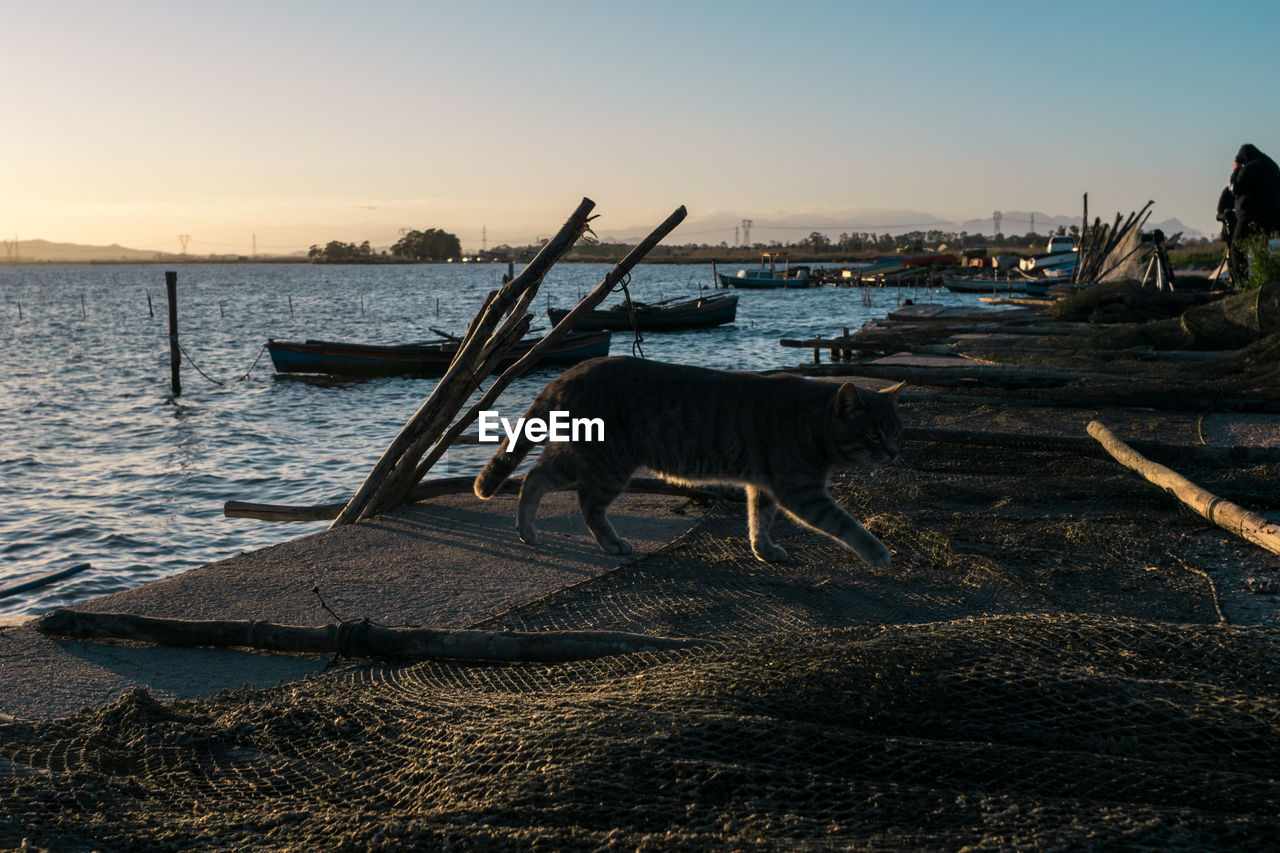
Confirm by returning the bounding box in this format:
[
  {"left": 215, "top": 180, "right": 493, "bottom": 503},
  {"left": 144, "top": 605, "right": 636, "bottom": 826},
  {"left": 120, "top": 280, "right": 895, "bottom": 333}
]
[{"left": 3, "top": 412, "right": 1279, "bottom": 850}]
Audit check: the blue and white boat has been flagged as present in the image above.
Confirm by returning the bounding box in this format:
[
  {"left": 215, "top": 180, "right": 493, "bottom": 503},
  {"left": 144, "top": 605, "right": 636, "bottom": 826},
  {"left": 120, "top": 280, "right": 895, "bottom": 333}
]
[{"left": 718, "top": 253, "right": 812, "bottom": 288}]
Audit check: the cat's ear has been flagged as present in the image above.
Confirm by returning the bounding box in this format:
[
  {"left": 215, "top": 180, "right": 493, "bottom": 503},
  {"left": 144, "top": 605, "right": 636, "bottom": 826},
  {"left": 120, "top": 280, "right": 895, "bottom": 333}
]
[
  {"left": 836, "top": 383, "right": 864, "bottom": 418},
  {"left": 879, "top": 381, "right": 906, "bottom": 401}
]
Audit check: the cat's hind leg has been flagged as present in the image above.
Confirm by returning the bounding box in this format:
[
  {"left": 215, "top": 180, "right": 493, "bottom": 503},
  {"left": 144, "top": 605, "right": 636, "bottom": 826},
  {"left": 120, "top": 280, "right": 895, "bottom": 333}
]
[
  {"left": 577, "top": 469, "right": 635, "bottom": 556},
  {"left": 747, "top": 485, "right": 788, "bottom": 562},
  {"left": 776, "top": 484, "right": 892, "bottom": 567},
  {"left": 516, "top": 449, "right": 574, "bottom": 546}
]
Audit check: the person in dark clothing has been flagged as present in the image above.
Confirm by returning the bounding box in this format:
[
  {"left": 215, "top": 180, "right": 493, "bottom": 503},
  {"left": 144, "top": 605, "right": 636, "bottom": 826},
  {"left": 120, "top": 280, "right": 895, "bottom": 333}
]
[{"left": 1221, "top": 144, "right": 1280, "bottom": 281}]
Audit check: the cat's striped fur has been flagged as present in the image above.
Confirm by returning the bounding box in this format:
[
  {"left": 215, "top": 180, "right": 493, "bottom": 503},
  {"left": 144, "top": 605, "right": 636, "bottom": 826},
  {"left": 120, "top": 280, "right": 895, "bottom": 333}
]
[{"left": 474, "top": 357, "right": 902, "bottom": 565}]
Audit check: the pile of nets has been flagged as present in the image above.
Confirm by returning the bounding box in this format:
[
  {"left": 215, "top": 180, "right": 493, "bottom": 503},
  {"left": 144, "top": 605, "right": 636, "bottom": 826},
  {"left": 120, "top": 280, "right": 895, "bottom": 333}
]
[
  {"left": 2, "top": 615, "right": 1278, "bottom": 851},
  {"left": 3, "top": 429, "right": 1279, "bottom": 849},
  {"left": 1051, "top": 281, "right": 1280, "bottom": 351}
]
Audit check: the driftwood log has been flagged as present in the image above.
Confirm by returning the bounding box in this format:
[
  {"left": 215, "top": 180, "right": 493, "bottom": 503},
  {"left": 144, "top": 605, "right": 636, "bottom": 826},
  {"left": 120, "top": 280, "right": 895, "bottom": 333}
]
[
  {"left": 225, "top": 475, "right": 736, "bottom": 522},
  {"left": 1088, "top": 421, "right": 1280, "bottom": 557},
  {"left": 35, "top": 609, "right": 704, "bottom": 662}
]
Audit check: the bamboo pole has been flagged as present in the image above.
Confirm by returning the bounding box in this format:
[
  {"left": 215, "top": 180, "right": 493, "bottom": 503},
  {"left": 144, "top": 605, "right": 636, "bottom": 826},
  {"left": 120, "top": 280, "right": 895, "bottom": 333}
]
[
  {"left": 1088, "top": 421, "right": 1280, "bottom": 557},
  {"left": 398, "top": 205, "right": 689, "bottom": 500},
  {"left": 35, "top": 609, "right": 704, "bottom": 662},
  {"left": 330, "top": 198, "right": 596, "bottom": 527}
]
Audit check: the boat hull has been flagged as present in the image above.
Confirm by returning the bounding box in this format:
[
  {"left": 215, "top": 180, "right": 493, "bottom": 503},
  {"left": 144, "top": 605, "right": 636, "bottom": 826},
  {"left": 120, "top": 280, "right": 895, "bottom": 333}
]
[
  {"left": 548, "top": 295, "right": 738, "bottom": 331},
  {"left": 267, "top": 331, "right": 612, "bottom": 377}
]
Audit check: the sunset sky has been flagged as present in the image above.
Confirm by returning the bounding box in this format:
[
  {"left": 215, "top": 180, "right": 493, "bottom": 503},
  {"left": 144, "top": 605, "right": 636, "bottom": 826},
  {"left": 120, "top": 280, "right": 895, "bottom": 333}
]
[{"left": 4, "top": 0, "right": 1278, "bottom": 254}]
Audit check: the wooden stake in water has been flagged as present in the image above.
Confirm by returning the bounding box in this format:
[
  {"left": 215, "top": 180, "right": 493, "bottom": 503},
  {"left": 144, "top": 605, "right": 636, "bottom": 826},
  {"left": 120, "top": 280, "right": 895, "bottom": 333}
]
[
  {"left": 435, "top": 297, "right": 439, "bottom": 317},
  {"left": 165, "top": 271, "right": 181, "bottom": 396},
  {"left": 81, "top": 294, "right": 86, "bottom": 318},
  {"left": 288, "top": 295, "right": 294, "bottom": 317},
  {"left": 360, "top": 294, "right": 365, "bottom": 315},
  {"left": 147, "top": 289, "right": 154, "bottom": 317}
]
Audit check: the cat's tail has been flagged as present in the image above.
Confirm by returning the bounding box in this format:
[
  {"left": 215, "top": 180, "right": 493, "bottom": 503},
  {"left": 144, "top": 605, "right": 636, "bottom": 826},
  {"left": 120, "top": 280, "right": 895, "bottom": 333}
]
[{"left": 473, "top": 398, "right": 550, "bottom": 499}]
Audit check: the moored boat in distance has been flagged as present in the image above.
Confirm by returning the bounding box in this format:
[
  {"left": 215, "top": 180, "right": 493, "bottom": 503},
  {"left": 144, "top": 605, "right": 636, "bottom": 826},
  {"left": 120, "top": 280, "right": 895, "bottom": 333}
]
[
  {"left": 719, "top": 252, "right": 813, "bottom": 288},
  {"left": 547, "top": 292, "right": 738, "bottom": 332},
  {"left": 266, "top": 330, "right": 612, "bottom": 377}
]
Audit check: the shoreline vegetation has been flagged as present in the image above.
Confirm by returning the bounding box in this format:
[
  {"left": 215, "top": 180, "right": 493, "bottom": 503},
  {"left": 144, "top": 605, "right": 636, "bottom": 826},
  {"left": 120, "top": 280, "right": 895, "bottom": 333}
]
[{"left": 2, "top": 224, "right": 1224, "bottom": 268}]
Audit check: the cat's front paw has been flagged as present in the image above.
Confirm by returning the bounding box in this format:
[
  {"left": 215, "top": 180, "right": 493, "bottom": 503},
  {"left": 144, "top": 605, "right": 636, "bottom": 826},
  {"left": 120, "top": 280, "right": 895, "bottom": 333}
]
[
  {"left": 857, "top": 539, "right": 892, "bottom": 568},
  {"left": 518, "top": 526, "right": 539, "bottom": 546},
  {"left": 605, "top": 538, "right": 634, "bottom": 556},
  {"left": 752, "top": 543, "right": 789, "bottom": 563}
]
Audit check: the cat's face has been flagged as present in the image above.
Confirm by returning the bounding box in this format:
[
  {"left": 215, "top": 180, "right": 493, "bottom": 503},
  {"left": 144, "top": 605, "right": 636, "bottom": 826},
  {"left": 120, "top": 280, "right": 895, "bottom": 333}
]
[{"left": 831, "top": 382, "right": 903, "bottom": 468}]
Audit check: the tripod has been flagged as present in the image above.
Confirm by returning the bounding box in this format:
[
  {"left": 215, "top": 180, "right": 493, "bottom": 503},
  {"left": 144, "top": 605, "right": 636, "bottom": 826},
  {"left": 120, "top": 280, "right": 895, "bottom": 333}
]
[{"left": 1142, "top": 232, "right": 1176, "bottom": 292}]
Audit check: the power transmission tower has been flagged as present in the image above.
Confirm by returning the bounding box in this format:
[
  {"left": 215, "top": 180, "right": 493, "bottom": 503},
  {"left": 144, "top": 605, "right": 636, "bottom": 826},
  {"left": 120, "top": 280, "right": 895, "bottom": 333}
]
[
  {"left": 992, "top": 211, "right": 1002, "bottom": 238},
  {"left": 734, "top": 226, "right": 739, "bottom": 246},
  {"left": 178, "top": 234, "right": 190, "bottom": 255},
  {"left": 1030, "top": 212, "right": 1035, "bottom": 235},
  {"left": 742, "top": 219, "right": 753, "bottom": 246}
]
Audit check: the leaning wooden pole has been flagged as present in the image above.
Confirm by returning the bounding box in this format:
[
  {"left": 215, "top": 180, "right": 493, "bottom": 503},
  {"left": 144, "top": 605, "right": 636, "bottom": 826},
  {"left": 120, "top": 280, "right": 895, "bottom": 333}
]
[
  {"left": 330, "top": 198, "right": 596, "bottom": 527},
  {"left": 1087, "top": 421, "right": 1280, "bottom": 557},
  {"left": 397, "top": 205, "right": 689, "bottom": 501}
]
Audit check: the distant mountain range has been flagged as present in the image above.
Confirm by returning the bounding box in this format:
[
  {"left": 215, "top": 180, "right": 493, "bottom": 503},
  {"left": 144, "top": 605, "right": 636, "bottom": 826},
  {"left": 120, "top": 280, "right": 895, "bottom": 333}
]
[{"left": 2, "top": 239, "right": 172, "bottom": 263}]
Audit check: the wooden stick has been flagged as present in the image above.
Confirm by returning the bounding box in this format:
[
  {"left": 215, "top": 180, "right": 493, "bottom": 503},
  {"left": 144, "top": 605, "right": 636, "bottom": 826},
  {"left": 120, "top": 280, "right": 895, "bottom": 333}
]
[
  {"left": 35, "top": 609, "right": 704, "bottom": 661},
  {"left": 0, "top": 563, "right": 91, "bottom": 600},
  {"left": 1087, "top": 421, "right": 1280, "bottom": 557},
  {"left": 225, "top": 476, "right": 730, "bottom": 522},
  {"left": 331, "top": 198, "right": 596, "bottom": 527},
  {"left": 399, "top": 206, "right": 688, "bottom": 500}
]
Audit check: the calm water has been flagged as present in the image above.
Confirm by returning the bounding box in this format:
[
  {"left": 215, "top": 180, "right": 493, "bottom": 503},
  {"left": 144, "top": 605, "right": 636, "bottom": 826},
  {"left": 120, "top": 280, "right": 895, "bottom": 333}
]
[{"left": 0, "top": 262, "right": 971, "bottom": 616}]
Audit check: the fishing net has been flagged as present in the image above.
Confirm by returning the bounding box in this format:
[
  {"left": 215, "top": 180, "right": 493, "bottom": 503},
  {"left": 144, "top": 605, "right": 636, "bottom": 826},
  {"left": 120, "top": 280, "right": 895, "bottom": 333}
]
[
  {"left": 1048, "top": 281, "right": 1280, "bottom": 352},
  {"left": 3, "top": 428, "right": 1278, "bottom": 850}
]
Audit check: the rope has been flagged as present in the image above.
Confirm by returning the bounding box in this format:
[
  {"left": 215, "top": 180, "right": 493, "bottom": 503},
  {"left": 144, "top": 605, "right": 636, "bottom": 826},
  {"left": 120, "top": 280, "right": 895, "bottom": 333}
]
[
  {"left": 177, "top": 341, "right": 224, "bottom": 386},
  {"left": 612, "top": 272, "right": 645, "bottom": 358},
  {"left": 175, "top": 342, "right": 270, "bottom": 387},
  {"left": 239, "top": 343, "right": 269, "bottom": 381}
]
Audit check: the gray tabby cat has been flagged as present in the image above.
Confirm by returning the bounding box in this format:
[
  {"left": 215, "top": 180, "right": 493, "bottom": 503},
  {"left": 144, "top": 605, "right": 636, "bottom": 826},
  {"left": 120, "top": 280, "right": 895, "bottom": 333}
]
[{"left": 474, "top": 357, "right": 902, "bottom": 566}]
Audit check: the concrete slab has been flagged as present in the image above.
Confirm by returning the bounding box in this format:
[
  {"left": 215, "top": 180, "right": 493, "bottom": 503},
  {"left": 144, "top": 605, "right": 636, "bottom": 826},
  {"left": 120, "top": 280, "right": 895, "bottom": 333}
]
[{"left": 0, "top": 490, "right": 705, "bottom": 721}]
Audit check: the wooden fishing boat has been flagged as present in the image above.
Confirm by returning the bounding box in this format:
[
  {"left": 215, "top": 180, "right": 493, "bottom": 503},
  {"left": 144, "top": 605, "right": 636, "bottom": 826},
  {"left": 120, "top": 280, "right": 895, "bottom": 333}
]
[
  {"left": 546, "top": 293, "right": 738, "bottom": 331},
  {"left": 266, "top": 330, "right": 612, "bottom": 377},
  {"left": 718, "top": 252, "right": 813, "bottom": 288}
]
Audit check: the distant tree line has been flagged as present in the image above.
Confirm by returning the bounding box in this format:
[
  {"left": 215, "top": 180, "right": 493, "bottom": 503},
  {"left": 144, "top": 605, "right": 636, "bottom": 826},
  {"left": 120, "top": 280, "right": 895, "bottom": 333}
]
[
  {"left": 308, "top": 240, "right": 376, "bottom": 264},
  {"left": 391, "top": 228, "right": 461, "bottom": 261},
  {"left": 307, "top": 228, "right": 462, "bottom": 264}
]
